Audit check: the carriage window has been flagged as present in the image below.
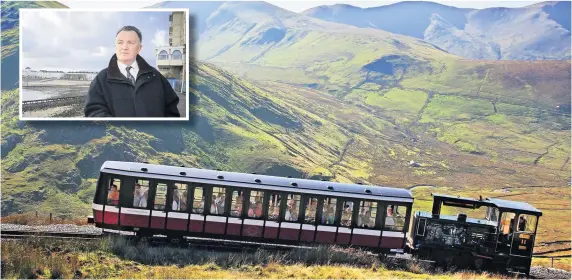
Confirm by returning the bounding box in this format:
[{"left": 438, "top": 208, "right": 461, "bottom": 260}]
[
  {"left": 230, "top": 190, "right": 243, "bottom": 217},
  {"left": 340, "top": 201, "right": 354, "bottom": 227},
  {"left": 358, "top": 201, "right": 377, "bottom": 229},
  {"left": 303, "top": 197, "right": 318, "bottom": 224},
  {"left": 133, "top": 179, "right": 149, "bottom": 208},
  {"left": 172, "top": 183, "right": 188, "bottom": 212},
  {"left": 268, "top": 192, "right": 281, "bottom": 221},
  {"left": 154, "top": 183, "right": 168, "bottom": 210},
  {"left": 321, "top": 197, "right": 336, "bottom": 225},
  {"left": 285, "top": 194, "right": 301, "bottom": 222},
  {"left": 107, "top": 177, "right": 122, "bottom": 206},
  {"left": 385, "top": 205, "right": 406, "bottom": 231},
  {"left": 248, "top": 190, "right": 264, "bottom": 218},
  {"left": 517, "top": 214, "right": 537, "bottom": 233},
  {"left": 192, "top": 187, "right": 204, "bottom": 214},
  {"left": 500, "top": 212, "right": 516, "bottom": 235},
  {"left": 211, "top": 187, "right": 226, "bottom": 215}
]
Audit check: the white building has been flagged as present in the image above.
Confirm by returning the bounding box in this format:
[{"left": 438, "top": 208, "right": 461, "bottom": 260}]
[
  {"left": 155, "top": 11, "right": 186, "bottom": 93},
  {"left": 38, "top": 70, "right": 65, "bottom": 79},
  {"left": 23, "top": 67, "right": 97, "bottom": 80},
  {"left": 64, "top": 71, "right": 98, "bottom": 81}
]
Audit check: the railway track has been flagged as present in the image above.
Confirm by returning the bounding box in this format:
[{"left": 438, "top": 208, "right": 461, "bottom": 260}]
[
  {"left": 0, "top": 229, "right": 308, "bottom": 253},
  {"left": 1, "top": 229, "right": 105, "bottom": 239},
  {"left": 2, "top": 228, "right": 569, "bottom": 279}
]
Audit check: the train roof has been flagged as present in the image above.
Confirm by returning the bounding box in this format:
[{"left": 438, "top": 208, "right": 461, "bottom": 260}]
[
  {"left": 432, "top": 194, "right": 542, "bottom": 216},
  {"left": 101, "top": 161, "right": 414, "bottom": 202},
  {"left": 485, "top": 198, "right": 542, "bottom": 215}
]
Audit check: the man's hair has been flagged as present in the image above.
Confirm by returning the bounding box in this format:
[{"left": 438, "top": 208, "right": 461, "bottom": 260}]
[{"left": 116, "top": 26, "right": 142, "bottom": 42}]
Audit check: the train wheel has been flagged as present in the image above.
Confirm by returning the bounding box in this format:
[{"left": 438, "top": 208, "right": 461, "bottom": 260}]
[
  {"left": 474, "top": 258, "right": 484, "bottom": 271},
  {"left": 167, "top": 236, "right": 182, "bottom": 245}
]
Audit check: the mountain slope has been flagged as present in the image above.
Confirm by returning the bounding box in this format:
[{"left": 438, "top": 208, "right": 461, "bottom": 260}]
[
  {"left": 153, "top": 1, "right": 570, "bottom": 106},
  {"left": 1, "top": 0, "right": 570, "bottom": 225},
  {"left": 424, "top": 13, "right": 501, "bottom": 60},
  {"left": 302, "top": 1, "right": 571, "bottom": 60},
  {"left": 303, "top": 1, "right": 471, "bottom": 39}
]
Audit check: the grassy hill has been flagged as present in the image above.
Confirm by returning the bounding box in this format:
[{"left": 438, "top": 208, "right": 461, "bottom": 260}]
[{"left": 172, "top": 1, "right": 571, "bottom": 172}]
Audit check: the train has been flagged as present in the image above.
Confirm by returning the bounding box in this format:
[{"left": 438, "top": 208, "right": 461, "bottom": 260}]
[{"left": 89, "top": 161, "right": 542, "bottom": 276}]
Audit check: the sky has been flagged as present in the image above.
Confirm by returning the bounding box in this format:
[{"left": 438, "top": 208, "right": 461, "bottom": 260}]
[
  {"left": 20, "top": 9, "right": 174, "bottom": 72},
  {"left": 62, "top": 0, "right": 539, "bottom": 11}
]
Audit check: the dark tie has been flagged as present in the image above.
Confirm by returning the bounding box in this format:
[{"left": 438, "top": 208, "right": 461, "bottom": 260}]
[{"left": 125, "top": 66, "right": 135, "bottom": 84}]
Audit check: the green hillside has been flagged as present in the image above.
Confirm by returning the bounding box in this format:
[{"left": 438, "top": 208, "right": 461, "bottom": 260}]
[{"left": 196, "top": 2, "right": 571, "bottom": 173}]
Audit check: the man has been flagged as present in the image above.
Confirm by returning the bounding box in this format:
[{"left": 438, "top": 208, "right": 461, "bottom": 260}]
[
  {"left": 385, "top": 206, "right": 396, "bottom": 229},
  {"left": 84, "top": 26, "right": 180, "bottom": 117}
]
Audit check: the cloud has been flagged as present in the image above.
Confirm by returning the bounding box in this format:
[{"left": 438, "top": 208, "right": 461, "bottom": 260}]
[
  {"left": 152, "top": 30, "right": 168, "bottom": 48},
  {"left": 92, "top": 46, "right": 112, "bottom": 57},
  {"left": 20, "top": 9, "right": 174, "bottom": 71}
]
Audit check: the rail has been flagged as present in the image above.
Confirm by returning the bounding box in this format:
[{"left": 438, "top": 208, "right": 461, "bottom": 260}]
[
  {"left": 533, "top": 255, "right": 572, "bottom": 268},
  {"left": 22, "top": 95, "right": 85, "bottom": 105}
]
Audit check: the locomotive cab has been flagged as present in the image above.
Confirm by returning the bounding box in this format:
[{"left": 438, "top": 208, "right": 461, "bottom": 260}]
[{"left": 408, "top": 193, "right": 541, "bottom": 276}]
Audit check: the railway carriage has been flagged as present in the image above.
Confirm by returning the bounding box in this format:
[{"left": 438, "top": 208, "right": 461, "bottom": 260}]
[{"left": 90, "top": 161, "right": 414, "bottom": 252}]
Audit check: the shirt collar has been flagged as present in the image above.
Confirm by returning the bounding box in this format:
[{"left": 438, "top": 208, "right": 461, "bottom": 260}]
[{"left": 117, "top": 59, "right": 139, "bottom": 71}]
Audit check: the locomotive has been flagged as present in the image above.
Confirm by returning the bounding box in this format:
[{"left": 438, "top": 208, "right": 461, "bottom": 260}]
[{"left": 89, "top": 161, "right": 541, "bottom": 276}]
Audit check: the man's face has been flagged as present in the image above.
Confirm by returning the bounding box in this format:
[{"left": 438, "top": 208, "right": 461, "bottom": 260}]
[{"left": 115, "top": 30, "right": 142, "bottom": 63}]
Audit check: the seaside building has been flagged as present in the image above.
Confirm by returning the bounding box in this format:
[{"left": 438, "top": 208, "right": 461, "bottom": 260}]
[{"left": 155, "top": 11, "right": 186, "bottom": 93}]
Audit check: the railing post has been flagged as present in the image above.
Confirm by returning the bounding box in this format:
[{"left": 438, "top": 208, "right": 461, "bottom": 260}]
[
  {"left": 551, "top": 257, "right": 554, "bottom": 268},
  {"left": 49, "top": 213, "right": 52, "bottom": 222}
]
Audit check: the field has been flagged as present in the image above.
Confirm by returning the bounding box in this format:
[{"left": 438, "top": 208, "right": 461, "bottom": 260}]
[{"left": 1, "top": 236, "right": 512, "bottom": 279}]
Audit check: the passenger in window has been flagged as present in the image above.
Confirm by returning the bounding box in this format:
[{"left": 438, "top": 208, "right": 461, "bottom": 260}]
[
  {"left": 108, "top": 184, "right": 119, "bottom": 205},
  {"left": 133, "top": 183, "right": 142, "bottom": 207},
  {"left": 361, "top": 210, "right": 375, "bottom": 228},
  {"left": 172, "top": 188, "right": 180, "bottom": 211},
  {"left": 385, "top": 207, "right": 396, "bottom": 228},
  {"left": 309, "top": 199, "right": 318, "bottom": 213},
  {"left": 180, "top": 190, "right": 187, "bottom": 211},
  {"left": 198, "top": 196, "right": 205, "bottom": 213},
  {"left": 322, "top": 206, "right": 335, "bottom": 225},
  {"left": 215, "top": 193, "right": 225, "bottom": 214},
  {"left": 518, "top": 216, "right": 527, "bottom": 232},
  {"left": 248, "top": 201, "right": 263, "bottom": 218},
  {"left": 255, "top": 201, "right": 263, "bottom": 217},
  {"left": 270, "top": 206, "right": 279, "bottom": 219},
  {"left": 139, "top": 190, "right": 148, "bottom": 208},
  {"left": 211, "top": 197, "right": 218, "bottom": 214},
  {"left": 231, "top": 195, "right": 242, "bottom": 217},
  {"left": 288, "top": 198, "right": 295, "bottom": 208},
  {"left": 341, "top": 204, "right": 352, "bottom": 226},
  {"left": 289, "top": 209, "right": 298, "bottom": 221},
  {"left": 248, "top": 204, "right": 256, "bottom": 218},
  {"left": 285, "top": 205, "right": 292, "bottom": 221}
]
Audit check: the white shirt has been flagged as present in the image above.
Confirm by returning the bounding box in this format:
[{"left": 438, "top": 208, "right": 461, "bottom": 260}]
[{"left": 117, "top": 60, "right": 139, "bottom": 82}]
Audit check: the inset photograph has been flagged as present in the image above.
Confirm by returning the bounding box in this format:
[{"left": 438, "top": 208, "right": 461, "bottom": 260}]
[{"left": 19, "top": 8, "right": 190, "bottom": 120}]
